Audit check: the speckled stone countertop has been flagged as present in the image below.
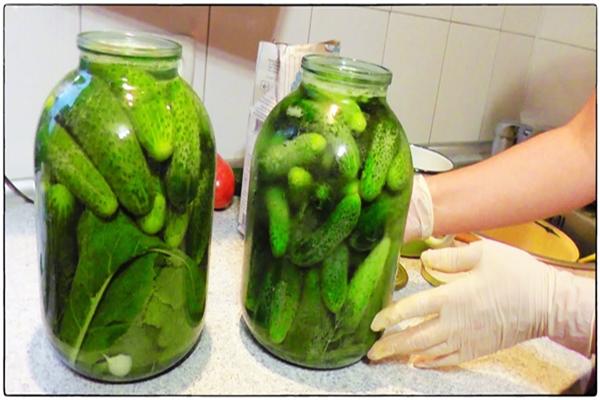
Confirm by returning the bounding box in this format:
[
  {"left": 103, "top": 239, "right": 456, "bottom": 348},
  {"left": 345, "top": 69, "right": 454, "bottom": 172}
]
[{"left": 5, "top": 191, "right": 594, "bottom": 395}]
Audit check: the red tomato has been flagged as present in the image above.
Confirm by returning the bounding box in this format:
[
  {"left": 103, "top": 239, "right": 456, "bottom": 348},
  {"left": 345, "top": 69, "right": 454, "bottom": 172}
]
[{"left": 214, "top": 153, "right": 234, "bottom": 210}]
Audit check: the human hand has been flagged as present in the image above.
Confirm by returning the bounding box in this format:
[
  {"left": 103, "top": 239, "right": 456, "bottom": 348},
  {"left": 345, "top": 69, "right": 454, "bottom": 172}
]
[
  {"left": 403, "top": 174, "right": 434, "bottom": 243},
  {"left": 368, "top": 239, "right": 595, "bottom": 368}
]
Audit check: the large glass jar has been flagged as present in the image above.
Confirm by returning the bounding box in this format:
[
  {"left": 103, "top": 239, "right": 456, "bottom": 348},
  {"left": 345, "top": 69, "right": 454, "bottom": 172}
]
[
  {"left": 34, "top": 32, "right": 215, "bottom": 382},
  {"left": 242, "top": 55, "right": 413, "bottom": 369}
]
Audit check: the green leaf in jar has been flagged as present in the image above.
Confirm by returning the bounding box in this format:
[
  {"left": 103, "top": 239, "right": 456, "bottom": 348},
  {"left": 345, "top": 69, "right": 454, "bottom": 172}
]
[{"left": 58, "top": 210, "right": 163, "bottom": 363}]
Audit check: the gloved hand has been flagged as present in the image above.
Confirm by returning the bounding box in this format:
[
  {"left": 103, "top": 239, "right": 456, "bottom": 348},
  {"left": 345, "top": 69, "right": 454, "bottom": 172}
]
[
  {"left": 368, "top": 239, "right": 595, "bottom": 368},
  {"left": 403, "top": 174, "right": 434, "bottom": 243}
]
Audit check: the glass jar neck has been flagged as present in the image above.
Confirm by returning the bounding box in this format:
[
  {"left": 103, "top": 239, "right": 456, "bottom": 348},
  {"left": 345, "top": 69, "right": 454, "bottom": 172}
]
[
  {"left": 77, "top": 31, "right": 181, "bottom": 76},
  {"left": 300, "top": 55, "right": 392, "bottom": 98},
  {"left": 79, "top": 50, "right": 180, "bottom": 76}
]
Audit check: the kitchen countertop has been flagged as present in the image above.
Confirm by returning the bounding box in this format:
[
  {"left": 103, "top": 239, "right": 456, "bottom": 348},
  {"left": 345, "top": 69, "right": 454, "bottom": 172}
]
[{"left": 5, "top": 191, "right": 594, "bottom": 395}]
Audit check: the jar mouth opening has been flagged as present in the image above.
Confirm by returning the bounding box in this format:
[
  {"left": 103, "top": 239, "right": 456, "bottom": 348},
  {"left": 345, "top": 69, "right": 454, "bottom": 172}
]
[
  {"left": 301, "top": 55, "right": 392, "bottom": 87},
  {"left": 77, "top": 31, "right": 182, "bottom": 60}
]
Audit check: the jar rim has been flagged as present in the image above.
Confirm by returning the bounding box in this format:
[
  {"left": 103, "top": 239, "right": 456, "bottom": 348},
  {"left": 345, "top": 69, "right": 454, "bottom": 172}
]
[
  {"left": 77, "top": 31, "right": 182, "bottom": 60},
  {"left": 301, "top": 54, "right": 392, "bottom": 87}
]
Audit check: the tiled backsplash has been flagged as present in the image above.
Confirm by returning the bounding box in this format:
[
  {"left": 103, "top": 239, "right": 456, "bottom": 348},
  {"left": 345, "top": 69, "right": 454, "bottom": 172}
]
[{"left": 5, "top": 5, "right": 596, "bottom": 179}]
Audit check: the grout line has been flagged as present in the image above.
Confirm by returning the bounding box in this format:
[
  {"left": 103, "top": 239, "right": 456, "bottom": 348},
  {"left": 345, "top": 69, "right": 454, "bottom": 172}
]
[
  {"left": 307, "top": 6, "right": 314, "bottom": 43},
  {"left": 427, "top": 19, "right": 452, "bottom": 144},
  {"left": 520, "top": 5, "right": 546, "bottom": 129},
  {"left": 78, "top": 5, "right": 82, "bottom": 32},
  {"left": 477, "top": 27, "right": 502, "bottom": 141},
  {"left": 201, "top": 6, "right": 212, "bottom": 102},
  {"left": 190, "top": 39, "right": 198, "bottom": 93},
  {"left": 534, "top": 36, "right": 596, "bottom": 52},
  {"left": 380, "top": 9, "right": 392, "bottom": 65}
]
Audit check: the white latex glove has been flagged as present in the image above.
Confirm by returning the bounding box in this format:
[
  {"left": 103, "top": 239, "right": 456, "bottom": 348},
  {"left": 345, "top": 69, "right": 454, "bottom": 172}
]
[
  {"left": 403, "top": 174, "right": 434, "bottom": 243},
  {"left": 368, "top": 239, "right": 595, "bottom": 368}
]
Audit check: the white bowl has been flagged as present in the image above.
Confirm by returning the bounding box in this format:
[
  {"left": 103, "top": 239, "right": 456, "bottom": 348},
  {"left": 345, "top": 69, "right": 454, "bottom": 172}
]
[{"left": 410, "top": 144, "right": 454, "bottom": 174}]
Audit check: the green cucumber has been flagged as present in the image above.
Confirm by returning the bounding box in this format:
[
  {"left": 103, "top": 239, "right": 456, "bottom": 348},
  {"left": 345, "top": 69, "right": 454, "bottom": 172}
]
[
  {"left": 136, "top": 174, "right": 167, "bottom": 235},
  {"left": 342, "top": 180, "right": 360, "bottom": 197},
  {"left": 282, "top": 269, "right": 334, "bottom": 363},
  {"left": 312, "top": 182, "right": 333, "bottom": 210},
  {"left": 59, "top": 73, "right": 154, "bottom": 216},
  {"left": 339, "top": 99, "right": 367, "bottom": 133},
  {"left": 349, "top": 193, "right": 396, "bottom": 251},
  {"left": 164, "top": 207, "right": 190, "bottom": 248},
  {"left": 43, "top": 183, "right": 80, "bottom": 330},
  {"left": 290, "top": 193, "right": 361, "bottom": 266},
  {"left": 360, "top": 118, "right": 400, "bottom": 201},
  {"left": 264, "top": 186, "right": 290, "bottom": 258},
  {"left": 44, "top": 124, "right": 118, "bottom": 218},
  {"left": 244, "top": 232, "right": 271, "bottom": 313},
  {"left": 184, "top": 140, "right": 215, "bottom": 264},
  {"left": 268, "top": 261, "right": 302, "bottom": 344},
  {"left": 137, "top": 192, "right": 167, "bottom": 235},
  {"left": 338, "top": 237, "right": 391, "bottom": 335},
  {"left": 321, "top": 244, "right": 349, "bottom": 314},
  {"left": 85, "top": 63, "right": 157, "bottom": 100},
  {"left": 87, "top": 62, "right": 174, "bottom": 161},
  {"left": 127, "top": 94, "right": 174, "bottom": 161},
  {"left": 164, "top": 77, "right": 202, "bottom": 209},
  {"left": 287, "top": 167, "right": 313, "bottom": 209},
  {"left": 258, "top": 133, "right": 327, "bottom": 179},
  {"left": 254, "top": 261, "right": 279, "bottom": 328},
  {"left": 292, "top": 99, "right": 360, "bottom": 179},
  {"left": 386, "top": 136, "right": 413, "bottom": 192}
]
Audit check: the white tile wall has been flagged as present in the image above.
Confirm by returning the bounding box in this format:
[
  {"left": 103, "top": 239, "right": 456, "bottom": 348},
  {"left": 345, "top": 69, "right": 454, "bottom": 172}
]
[
  {"left": 430, "top": 24, "right": 499, "bottom": 143},
  {"left": 522, "top": 39, "right": 596, "bottom": 130},
  {"left": 5, "top": 5, "right": 597, "bottom": 179},
  {"left": 384, "top": 13, "right": 449, "bottom": 144},
  {"left": 480, "top": 32, "right": 535, "bottom": 140},
  {"left": 452, "top": 5, "right": 505, "bottom": 29},
  {"left": 5, "top": 5, "right": 80, "bottom": 180},
  {"left": 538, "top": 5, "right": 596, "bottom": 50},
  {"left": 501, "top": 5, "right": 541, "bottom": 36},
  {"left": 309, "top": 6, "right": 389, "bottom": 64},
  {"left": 392, "top": 5, "right": 453, "bottom": 20},
  {"left": 273, "top": 6, "right": 312, "bottom": 44}
]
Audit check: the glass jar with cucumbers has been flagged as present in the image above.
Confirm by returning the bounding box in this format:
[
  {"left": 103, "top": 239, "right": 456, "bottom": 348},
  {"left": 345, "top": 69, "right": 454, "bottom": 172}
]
[
  {"left": 34, "top": 32, "right": 215, "bottom": 382},
  {"left": 242, "top": 55, "right": 413, "bottom": 368}
]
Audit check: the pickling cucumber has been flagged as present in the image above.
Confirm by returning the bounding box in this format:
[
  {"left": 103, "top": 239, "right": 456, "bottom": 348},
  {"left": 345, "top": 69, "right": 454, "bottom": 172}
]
[
  {"left": 127, "top": 95, "right": 174, "bottom": 162},
  {"left": 258, "top": 133, "right": 327, "bottom": 179},
  {"left": 164, "top": 77, "right": 202, "bottom": 210},
  {"left": 137, "top": 192, "right": 167, "bottom": 235},
  {"left": 290, "top": 193, "right": 361, "bottom": 266},
  {"left": 264, "top": 186, "right": 290, "bottom": 258},
  {"left": 337, "top": 237, "right": 391, "bottom": 335},
  {"left": 349, "top": 193, "right": 396, "bottom": 251},
  {"left": 287, "top": 167, "right": 313, "bottom": 209},
  {"left": 43, "top": 183, "right": 80, "bottom": 330},
  {"left": 163, "top": 207, "right": 190, "bottom": 247},
  {"left": 321, "top": 244, "right": 349, "bottom": 314},
  {"left": 184, "top": 140, "right": 215, "bottom": 264},
  {"left": 255, "top": 261, "right": 279, "bottom": 327},
  {"left": 290, "top": 98, "right": 361, "bottom": 179},
  {"left": 59, "top": 73, "right": 154, "bottom": 216},
  {"left": 312, "top": 182, "right": 333, "bottom": 210},
  {"left": 268, "top": 261, "right": 302, "bottom": 344},
  {"left": 87, "top": 62, "right": 174, "bottom": 161},
  {"left": 282, "top": 269, "right": 334, "bottom": 363},
  {"left": 360, "top": 118, "right": 399, "bottom": 201},
  {"left": 386, "top": 132, "right": 412, "bottom": 192},
  {"left": 44, "top": 124, "right": 118, "bottom": 218},
  {"left": 136, "top": 173, "right": 167, "bottom": 235}
]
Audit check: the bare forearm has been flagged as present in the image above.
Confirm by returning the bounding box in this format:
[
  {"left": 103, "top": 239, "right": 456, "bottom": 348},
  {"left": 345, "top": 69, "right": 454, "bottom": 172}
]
[{"left": 427, "top": 95, "right": 596, "bottom": 236}]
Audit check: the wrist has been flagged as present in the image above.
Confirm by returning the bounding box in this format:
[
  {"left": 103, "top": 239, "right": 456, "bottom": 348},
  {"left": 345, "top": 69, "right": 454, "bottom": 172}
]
[{"left": 547, "top": 269, "right": 596, "bottom": 356}]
